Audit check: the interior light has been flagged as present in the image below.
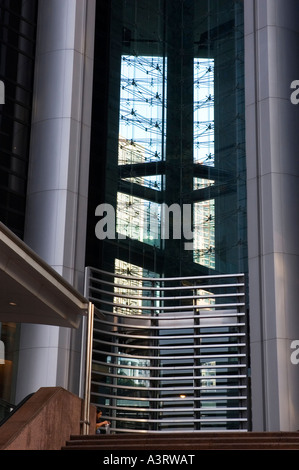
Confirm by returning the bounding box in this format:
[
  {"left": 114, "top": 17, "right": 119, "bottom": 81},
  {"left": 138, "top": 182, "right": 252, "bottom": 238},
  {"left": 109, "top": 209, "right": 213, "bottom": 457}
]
[
  {"left": 179, "top": 394, "right": 186, "bottom": 399},
  {"left": 9, "top": 302, "right": 17, "bottom": 306}
]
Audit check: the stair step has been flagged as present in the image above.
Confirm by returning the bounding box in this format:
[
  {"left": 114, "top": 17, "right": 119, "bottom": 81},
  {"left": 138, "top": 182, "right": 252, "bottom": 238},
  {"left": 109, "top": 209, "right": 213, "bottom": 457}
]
[{"left": 62, "top": 432, "right": 299, "bottom": 450}]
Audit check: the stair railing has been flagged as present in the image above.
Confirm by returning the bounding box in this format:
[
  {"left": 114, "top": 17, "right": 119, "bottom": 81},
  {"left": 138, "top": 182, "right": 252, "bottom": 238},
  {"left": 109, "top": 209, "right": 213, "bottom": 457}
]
[{"left": 80, "top": 301, "right": 94, "bottom": 435}]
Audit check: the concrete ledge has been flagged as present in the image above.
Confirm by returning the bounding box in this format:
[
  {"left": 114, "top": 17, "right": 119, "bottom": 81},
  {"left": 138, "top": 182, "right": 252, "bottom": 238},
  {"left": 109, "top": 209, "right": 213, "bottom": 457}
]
[{"left": 0, "top": 387, "right": 96, "bottom": 450}]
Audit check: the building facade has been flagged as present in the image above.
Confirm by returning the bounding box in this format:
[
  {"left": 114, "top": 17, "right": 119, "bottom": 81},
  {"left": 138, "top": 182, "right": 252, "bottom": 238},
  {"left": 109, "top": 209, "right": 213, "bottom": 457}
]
[{"left": 0, "top": 0, "right": 299, "bottom": 432}]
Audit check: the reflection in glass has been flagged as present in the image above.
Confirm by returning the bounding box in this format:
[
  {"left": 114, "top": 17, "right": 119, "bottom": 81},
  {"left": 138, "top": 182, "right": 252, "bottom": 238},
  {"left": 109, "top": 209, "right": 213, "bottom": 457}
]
[
  {"left": 88, "top": 0, "right": 247, "bottom": 432},
  {"left": 194, "top": 58, "right": 214, "bottom": 166},
  {"left": 119, "top": 55, "right": 166, "bottom": 164}
]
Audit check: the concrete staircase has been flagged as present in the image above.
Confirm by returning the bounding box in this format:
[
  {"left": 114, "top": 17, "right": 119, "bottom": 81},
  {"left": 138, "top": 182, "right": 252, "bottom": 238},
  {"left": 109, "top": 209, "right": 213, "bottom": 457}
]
[{"left": 62, "top": 431, "right": 299, "bottom": 450}]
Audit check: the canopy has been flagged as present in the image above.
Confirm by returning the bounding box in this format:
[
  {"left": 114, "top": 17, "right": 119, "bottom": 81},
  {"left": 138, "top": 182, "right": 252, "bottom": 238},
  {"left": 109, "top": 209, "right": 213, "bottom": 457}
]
[{"left": 0, "top": 223, "right": 88, "bottom": 328}]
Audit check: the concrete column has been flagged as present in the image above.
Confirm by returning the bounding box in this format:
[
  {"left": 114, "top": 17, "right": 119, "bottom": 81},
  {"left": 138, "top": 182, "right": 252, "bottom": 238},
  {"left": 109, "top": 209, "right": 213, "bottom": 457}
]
[
  {"left": 15, "top": 0, "right": 95, "bottom": 403},
  {"left": 245, "top": 0, "right": 299, "bottom": 430}
]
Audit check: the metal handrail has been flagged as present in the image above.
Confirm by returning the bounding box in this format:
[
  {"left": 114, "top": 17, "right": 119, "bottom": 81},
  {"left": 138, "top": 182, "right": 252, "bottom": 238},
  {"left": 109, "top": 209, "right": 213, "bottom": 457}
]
[
  {"left": 0, "top": 393, "right": 33, "bottom": 427},
  {"left": 84, "top": 267, "right": 249, "bottom": 432},
  {"left": 81, "top": 302, "right": 94, "bottom": 435}
]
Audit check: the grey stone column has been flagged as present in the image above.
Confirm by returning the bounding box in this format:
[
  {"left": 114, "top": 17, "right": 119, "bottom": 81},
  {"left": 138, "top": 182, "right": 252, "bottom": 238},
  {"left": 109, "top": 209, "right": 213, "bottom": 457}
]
[
  {"left": 245, "top": 0, "right": 299, "bottom": 431},
  {"left": 15, "top": 0, "right": 96, "bottom": 402}
]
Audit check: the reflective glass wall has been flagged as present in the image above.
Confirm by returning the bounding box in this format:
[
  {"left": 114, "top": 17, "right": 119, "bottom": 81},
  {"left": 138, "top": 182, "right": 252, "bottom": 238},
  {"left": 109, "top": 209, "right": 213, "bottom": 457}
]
[
  {"left": 87, "top": 0, "right": 247, "bottom": 431},
  {"left": 88, "top": 0, "right": 246, "bottom": 279},
  {"left": 0, "top": 0, "right": 37, "bottom": 239},
  {"left": 0, "top": 0, "right": 37, "bottom": 408}
]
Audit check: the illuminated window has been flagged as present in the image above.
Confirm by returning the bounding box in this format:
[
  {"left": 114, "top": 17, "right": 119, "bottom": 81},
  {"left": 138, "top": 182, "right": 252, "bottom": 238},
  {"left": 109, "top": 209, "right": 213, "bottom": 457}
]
[
  {"left": 193, "top": 59, "right": 215, "bottom": 269},
  {"left": 117, "top": 55, "right": 166, "bottom": 248}
]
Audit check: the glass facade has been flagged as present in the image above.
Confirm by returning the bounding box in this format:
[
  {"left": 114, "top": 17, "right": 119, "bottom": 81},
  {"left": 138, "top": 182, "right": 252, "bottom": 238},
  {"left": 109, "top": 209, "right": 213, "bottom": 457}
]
[
  {"left": 88, "top": 0, "right": 247, "bottom": 278},
  {"left": 0, "top": 0, "right": 37, "bottom": 409},
  {"left": 87, "top": 0, "right": 247, "bottom": 431},
  {"left": 0, "top": 0, "right": 37, "bottom": 238}
]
